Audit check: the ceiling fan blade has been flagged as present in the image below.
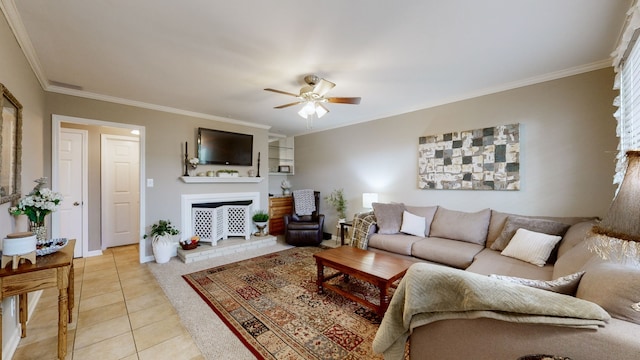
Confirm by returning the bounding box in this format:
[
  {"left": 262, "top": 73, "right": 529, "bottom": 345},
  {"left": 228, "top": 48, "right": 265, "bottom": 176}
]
[
  {"left": 274, "top": 101, "right": 303, "bottom": 109},
  {"left": 313, "top": 78, "right": 336, "bottom": 96},
  {"left": 327, "top": 97, "right": 361, "bottom": 105},
  {"left": 264, "top": 88, "right": 300, "bottom": 97}
]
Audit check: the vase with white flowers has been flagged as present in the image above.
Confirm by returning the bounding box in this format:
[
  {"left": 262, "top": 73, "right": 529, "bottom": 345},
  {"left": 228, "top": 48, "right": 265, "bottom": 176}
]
[{"left": 8, "top": 178, "right": 63, "bottom": 241}]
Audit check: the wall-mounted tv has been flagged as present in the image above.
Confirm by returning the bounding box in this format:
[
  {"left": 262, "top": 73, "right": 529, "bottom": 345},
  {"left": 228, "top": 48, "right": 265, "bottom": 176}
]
[{"left": 197, "top": 128, "right": 253, "bottom": 166}]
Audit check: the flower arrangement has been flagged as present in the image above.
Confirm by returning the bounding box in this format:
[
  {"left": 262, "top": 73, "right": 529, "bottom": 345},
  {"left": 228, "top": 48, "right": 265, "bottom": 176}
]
[
  {"left": 188, "top": 157, "right": 199, "bottom": 169},
  {"left": 8, "top": 178, "right": 63, "bottom": 228}
]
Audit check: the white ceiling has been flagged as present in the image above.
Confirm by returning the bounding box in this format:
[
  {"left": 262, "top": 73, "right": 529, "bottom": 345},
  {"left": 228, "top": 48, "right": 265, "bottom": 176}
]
[{"left": 1, "top": 0, "right": 631, "bottom": 136}]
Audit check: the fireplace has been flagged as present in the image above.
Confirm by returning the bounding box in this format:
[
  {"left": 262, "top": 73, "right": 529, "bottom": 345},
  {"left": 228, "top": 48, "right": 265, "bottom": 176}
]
[{"left": 181, "top": 192, "right": 261, "bottom": 245}]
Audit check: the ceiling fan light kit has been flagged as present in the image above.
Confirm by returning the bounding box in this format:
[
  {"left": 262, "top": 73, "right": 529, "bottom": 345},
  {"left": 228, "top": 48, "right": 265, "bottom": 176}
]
[{"left": 265, "top": 75, "right": 361, "bottom": 128}]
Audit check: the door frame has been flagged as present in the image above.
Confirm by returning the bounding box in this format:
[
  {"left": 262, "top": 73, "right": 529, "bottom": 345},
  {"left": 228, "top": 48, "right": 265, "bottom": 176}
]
[
  {"left": 56, "top": 128, "right": 89, "bottom": 257},
  {"left": 100, "top": 133, "right": 140, "bottom": 250},
  {"left": 51, "top": 114, "right": 148, "bottom": 262}
]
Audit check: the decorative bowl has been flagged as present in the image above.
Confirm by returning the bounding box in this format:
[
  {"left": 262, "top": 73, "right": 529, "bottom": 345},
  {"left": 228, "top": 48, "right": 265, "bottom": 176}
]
[
  {"left": 36, "top": 238, "right": 68, "bottom": 256},
  {"left": 180, "top": 241, "right": 199, "bottom": 250}
]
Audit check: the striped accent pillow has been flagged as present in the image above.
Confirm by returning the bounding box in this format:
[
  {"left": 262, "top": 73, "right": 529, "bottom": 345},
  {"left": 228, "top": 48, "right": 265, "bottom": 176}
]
[{"left": 500, "top": 228, "right": 562, "bottom": 267}]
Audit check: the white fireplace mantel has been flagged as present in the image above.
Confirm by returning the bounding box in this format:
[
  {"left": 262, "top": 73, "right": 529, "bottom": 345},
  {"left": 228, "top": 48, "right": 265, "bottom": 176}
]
[{"left": 180, "top": 176, "right": 264, "bottom": 184}]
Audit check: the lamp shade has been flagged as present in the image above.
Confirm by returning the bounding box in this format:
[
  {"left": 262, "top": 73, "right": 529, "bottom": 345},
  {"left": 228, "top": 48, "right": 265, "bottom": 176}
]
[
  {"left": 589, "top": 150, "right": 640, "bottom": 264},
  {"left": 362, "top": 193, "right": 379, "bottom": 209}
]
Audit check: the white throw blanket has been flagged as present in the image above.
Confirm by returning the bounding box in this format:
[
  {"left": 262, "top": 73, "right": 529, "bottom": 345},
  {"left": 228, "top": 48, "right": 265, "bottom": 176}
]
[
  {"left": 293, "top": 189, "right": 316, "bottom": 216},
  {"left": 372, "top": 263, "right": 611, "bottom": 360}
]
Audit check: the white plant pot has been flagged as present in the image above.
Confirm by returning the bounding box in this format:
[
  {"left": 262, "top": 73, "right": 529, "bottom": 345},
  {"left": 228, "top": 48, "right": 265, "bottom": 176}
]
[
  {"left": 3, "top": 233, "right": 37, "bottom": 256},
  {"left": 152, "top": 234, "right": 174, "bottom": 264}
]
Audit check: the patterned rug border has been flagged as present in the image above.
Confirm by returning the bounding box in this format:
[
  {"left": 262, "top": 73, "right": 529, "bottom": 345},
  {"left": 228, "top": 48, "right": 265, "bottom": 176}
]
[
  {"left": 182, "top": 246, "right": 388, "bottom": 360},
  {"left": 183, "top": 271, "right": 268, "bottom": 360}
]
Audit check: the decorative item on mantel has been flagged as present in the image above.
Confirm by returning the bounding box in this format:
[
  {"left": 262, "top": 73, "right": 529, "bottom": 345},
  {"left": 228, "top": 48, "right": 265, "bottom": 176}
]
[
  {"left": 281, "top": 179, "right": 292, "bottom": 196},
  {"left": 217, "top": 170, "right": 239, "bottom": 177},
  {"left": 183, "top": 140, "right": 199, "bottom": 176},
  {"left": 8, "top": 177, "right": 63, "bottom": 242}
]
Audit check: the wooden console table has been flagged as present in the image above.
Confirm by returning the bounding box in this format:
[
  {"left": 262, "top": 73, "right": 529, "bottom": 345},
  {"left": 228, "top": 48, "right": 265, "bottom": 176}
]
[{"left": 0, "top": 239, "right": 75, "bottom": 360}]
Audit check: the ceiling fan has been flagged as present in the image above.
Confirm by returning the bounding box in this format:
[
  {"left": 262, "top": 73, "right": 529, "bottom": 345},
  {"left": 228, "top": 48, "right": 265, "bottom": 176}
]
[{"left": 264, "top": 75, "right": 361, "bottom": 122}]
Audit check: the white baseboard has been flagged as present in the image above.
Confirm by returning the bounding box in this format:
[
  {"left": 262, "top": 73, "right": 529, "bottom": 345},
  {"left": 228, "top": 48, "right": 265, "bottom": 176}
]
[{"left": 84, "top": 249, "right": 103, "bottom": 257}]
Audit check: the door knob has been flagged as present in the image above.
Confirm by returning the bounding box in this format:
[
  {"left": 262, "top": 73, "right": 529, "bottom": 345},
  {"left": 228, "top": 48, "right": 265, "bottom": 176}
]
[{"left": 73, "top": 202, "right": 80, "bottom": 206}]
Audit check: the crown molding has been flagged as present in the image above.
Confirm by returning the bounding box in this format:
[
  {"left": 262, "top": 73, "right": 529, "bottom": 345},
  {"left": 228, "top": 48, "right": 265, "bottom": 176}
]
[
  {"left": 47, "top": 85, "right": 271, "bottom": 130},
  {"left": 0, "top": 0, "right": 48, "bottom": 90}
]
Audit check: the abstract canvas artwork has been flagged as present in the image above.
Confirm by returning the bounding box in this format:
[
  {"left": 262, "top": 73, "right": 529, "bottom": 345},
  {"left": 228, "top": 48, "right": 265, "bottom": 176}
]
[{"left": 418, "top": 123, "right": 520, "bottom": 190}]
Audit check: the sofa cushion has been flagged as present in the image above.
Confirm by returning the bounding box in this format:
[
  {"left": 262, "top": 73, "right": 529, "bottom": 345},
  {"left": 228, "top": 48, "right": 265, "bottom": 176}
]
[
  {"left": 576, "top": 258, "right": 640, "bottom": 325},
  {"left": 372, "top": 202, "right": 405, "bottom": 234},
  {"left": 368, "top": 233, "right": 422, "bottom": 256},
  {"left": 556, "top": 221, "right": 596, "bottom": 259},
  {"left": 411, "top": 237, "right": 484, "bottom": 269},
  {"left": 486, "top": 210, "right": 598, "bottom": 249},
  {"left": 489, "top": 271, "right": 585, "bottom": 295},
  {"left": 553, "top": 241, "right": 596, "bottom": 278},
  {"left": 467, "top": 249, "right": 553, "bottom": 280},
  {"left": 399, "top": 210, "right": 425, "bottom": 237},
  {"left": 404, "top": 205, "right": 438, "bottom": 236},
  {"left": 500, "top": 228, "right": 562, "bottom": 267},
  {"left": 429, "top": 207, "right": 491, "bottom": 245},
  {"left": 491, "top": 216, "right": 570, "bottom": 251}
]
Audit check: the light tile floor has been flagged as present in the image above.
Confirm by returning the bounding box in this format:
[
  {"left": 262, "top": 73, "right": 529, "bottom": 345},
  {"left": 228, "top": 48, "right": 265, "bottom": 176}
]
[{"left": 12, "top": 245, "right": 203, "bottom": 360}]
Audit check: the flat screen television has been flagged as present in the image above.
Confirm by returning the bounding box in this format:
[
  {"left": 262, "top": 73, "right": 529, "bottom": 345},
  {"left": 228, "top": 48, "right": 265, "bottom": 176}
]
[{"left": 197, "top": 128, "right": 253, "bottom": 166}]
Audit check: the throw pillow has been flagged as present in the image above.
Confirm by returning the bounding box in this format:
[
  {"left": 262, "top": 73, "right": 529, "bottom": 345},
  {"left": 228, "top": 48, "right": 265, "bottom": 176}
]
[
  {"left": 400, "top": 211, "right": 426, "bottom": 237},
  {"left": 429, "top": 207, "right": 491, "bottom": 245},
  {"left": 576, "top": 259, "right": 640, "bottom": 325},
  {"left": 372, "top": 202, "right": 405, "bottom": 234},
  {"left": 489, "top": 271, "right": 585, "bottom": 295},
  {"left": 491, "top": 216, "right": 571, "bottom": 251},
  {"left": 500, "top": 228, "right": 562, "bottom": 267},
  {"left": 404, "top": 205, "right": 438, "bottom": 236}
]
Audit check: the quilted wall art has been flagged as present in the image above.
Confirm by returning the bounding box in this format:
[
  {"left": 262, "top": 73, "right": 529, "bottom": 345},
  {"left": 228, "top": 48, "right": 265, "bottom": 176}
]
[{"left": 418, "top": 123, "right": 520, "bottom": 190}]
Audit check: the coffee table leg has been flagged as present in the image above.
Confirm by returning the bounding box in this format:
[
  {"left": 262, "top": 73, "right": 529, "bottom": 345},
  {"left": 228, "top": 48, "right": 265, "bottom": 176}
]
[
  {"left": 316, "top": 260, "right": 325, "bottom": 294},
  {"left": 379, "top": 282, "right": 390, "bottom": 317}
]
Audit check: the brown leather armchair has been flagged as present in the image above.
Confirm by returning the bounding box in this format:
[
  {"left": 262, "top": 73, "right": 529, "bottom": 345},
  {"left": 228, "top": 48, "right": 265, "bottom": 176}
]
[{"left": 283, "top": 191, "right": 325, "bottom": 246}]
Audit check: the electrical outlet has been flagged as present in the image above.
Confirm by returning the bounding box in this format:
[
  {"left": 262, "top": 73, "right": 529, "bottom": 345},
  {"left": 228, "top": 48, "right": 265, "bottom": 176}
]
[{"left": 147, "top": 179, "right": 154, "bottom": 187}]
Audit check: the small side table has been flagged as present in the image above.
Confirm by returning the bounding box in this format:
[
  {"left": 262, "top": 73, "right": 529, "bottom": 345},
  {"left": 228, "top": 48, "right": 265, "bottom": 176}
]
[{"left": 339, "top": 221, "right": 353, "bottom": 246}]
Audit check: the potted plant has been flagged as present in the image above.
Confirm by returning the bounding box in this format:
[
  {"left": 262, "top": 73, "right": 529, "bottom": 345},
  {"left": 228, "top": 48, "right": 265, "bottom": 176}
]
[
  {"left": 143, "top": 220, "right": 179, "bottom": 263},
  {"left": 252, "top": 210, "right": 269, "bottom": 236},
  {"left": 325, "top": 188, "right": 347, "bottom": 222}
]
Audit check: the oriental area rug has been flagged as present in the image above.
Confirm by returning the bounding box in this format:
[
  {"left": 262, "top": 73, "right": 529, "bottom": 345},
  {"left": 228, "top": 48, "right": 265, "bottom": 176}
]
[{"left": 182, "top": 246, "right": 407, "bottom": 360}]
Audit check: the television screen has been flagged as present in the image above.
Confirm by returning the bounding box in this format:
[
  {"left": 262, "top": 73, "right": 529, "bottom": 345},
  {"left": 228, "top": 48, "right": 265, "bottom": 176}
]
[{"left": 197, "top": 128, "right": 253, "bottom": 166}]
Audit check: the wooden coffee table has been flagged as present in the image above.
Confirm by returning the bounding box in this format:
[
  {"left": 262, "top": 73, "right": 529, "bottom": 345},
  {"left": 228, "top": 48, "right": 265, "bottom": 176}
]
[{"left": 313, "top": 246, "right": 416, "bottom": 317}]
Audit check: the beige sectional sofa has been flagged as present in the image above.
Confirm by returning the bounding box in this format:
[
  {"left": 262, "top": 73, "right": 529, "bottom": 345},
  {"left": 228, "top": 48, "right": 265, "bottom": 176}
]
[{"left": 352, "top": 203, "right": 640, "bottom": 360}]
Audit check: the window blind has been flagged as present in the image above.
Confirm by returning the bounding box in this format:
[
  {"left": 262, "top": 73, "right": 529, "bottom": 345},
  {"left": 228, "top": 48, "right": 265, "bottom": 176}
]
[{"left": 612, "top": 3, "right": 640, "bottom": 186}]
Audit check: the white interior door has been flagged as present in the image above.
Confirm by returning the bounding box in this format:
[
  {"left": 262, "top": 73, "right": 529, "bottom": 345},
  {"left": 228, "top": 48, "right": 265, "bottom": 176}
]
[
  {"left": 102, "top": 134, "right": 140, "bottom": 248},
  {"left": 57, "top": 129, "right": 87, "bottom": 257}
]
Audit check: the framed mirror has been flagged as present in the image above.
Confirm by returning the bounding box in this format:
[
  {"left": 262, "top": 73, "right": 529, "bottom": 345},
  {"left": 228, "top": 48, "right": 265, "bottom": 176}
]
[{"left": 0, "top": 83, "right": 22, "bottom": 204}]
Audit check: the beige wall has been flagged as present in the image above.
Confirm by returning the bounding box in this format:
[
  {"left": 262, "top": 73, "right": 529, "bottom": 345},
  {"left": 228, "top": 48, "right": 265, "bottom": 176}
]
[
  {"left": 293, "top": 68, "right": 618, "bottom": 227},
  {"left": 0, "top": 11, "right": 47, "bottom": 356},
  {"left": 45, "top": 94, "right": 270, "bottom": 254}
]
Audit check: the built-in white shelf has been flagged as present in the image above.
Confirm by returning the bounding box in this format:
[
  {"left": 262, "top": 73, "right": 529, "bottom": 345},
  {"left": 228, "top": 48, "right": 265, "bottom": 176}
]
[{"left": 180, "top": 176, "right": 264, "bottom": 183}]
